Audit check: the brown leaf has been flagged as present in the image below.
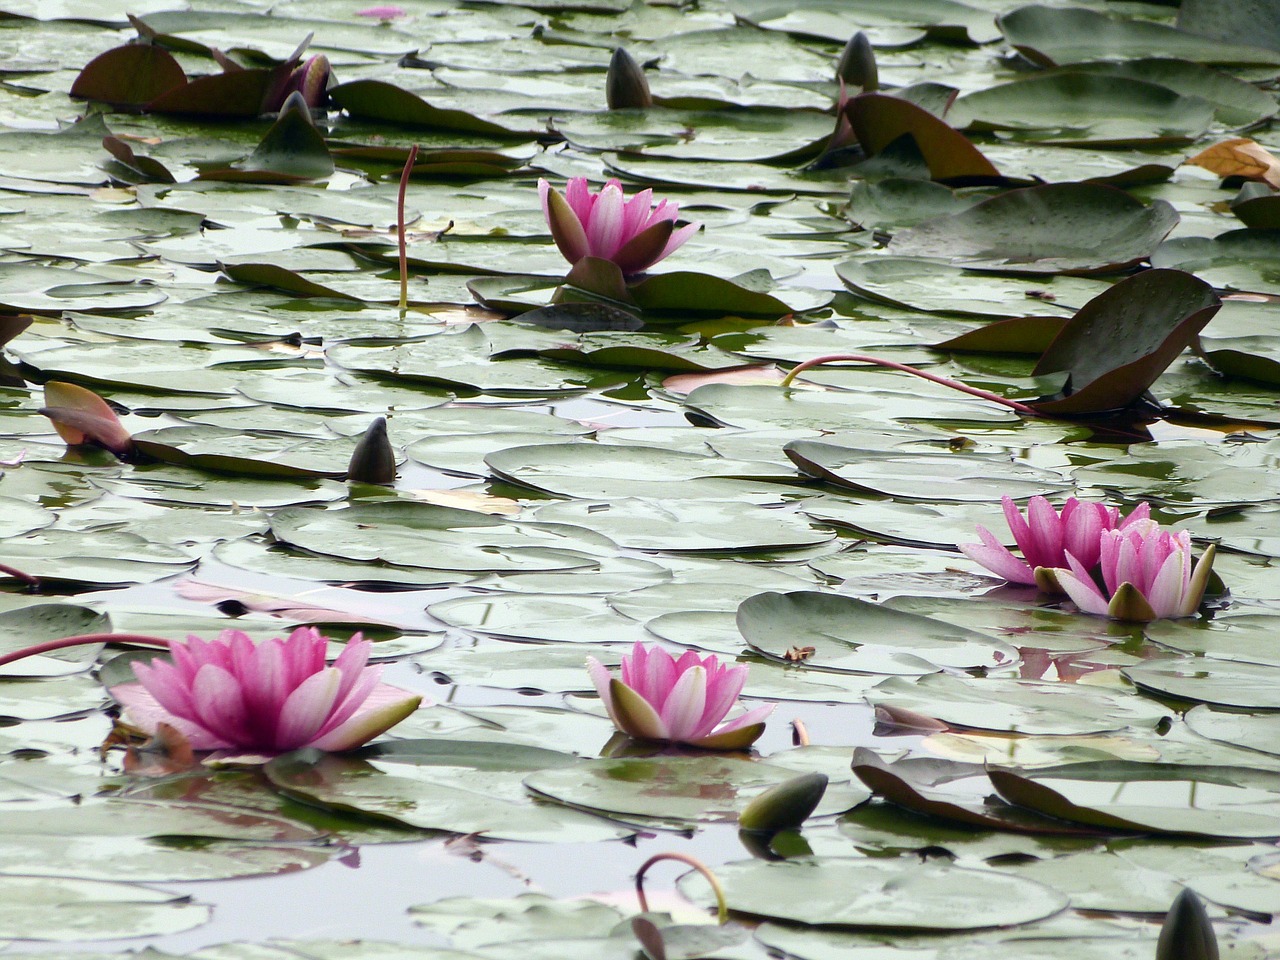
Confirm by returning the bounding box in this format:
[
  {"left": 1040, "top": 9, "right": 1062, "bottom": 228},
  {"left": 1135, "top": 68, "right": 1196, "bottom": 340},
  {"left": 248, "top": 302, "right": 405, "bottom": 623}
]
[{"left": 1186, "top": 138, "right": 1280, "bottom": 189}]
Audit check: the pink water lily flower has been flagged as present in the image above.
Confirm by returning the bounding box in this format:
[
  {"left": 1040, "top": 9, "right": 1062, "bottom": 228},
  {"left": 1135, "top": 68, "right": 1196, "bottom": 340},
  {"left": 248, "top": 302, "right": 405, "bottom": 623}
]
[
  {"left": 539, "top": 177, "right": 700, "bottom": 276},
  {"left": 587, "top": 643, "right": 773, "bottom": 749},
  {"left": 111, "top": 627, "right": 421, "bottom": 758},
  {"left": 960, "top": 495, "right": 1150, "bottom": 592},
  {"left": 1053, "top": 519, "right": 1216, "bottom": 622}
]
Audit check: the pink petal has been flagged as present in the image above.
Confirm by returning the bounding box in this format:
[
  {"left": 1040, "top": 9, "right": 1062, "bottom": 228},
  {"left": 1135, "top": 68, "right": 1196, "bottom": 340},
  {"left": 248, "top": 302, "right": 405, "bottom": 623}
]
[
  {"left": 586, "top": 656, "right": 619, "bottom": 725},
  {"left": 659, "top": 665, "right": 708, "bottom": 741},
  {"left": 191, "top": 664, "right": 254, "bottom": 747},
  {"left": 1023, "top": 496, "right": 1064, "bottom": 568},
  {"left": 1055, "top": 553, "right": 1111, "bottom": 616},
  {"left": 110, "top": 682, "right": 230, "bottom": 751},
  {"left": 308, "top": 684, "right": 422, "bottom": 752},
  {"left": 691, "top": 662, "right": 748, "bottom": 740},
  {"left": 585, "top": 182, "right": 626, "bottom": 259},
  {"left": 1145, "top": 548, "right": 1189, "bottom": 619},
  {"left": 655, "top": 222, "right": 699, "bottom": 264},
  {"left": 958, "top": 526, "right": 1035, "bottom": 584},
  {"left": 708, "top": 701, "right": 775, "bottom": 737},
  {"left": 275, "top": 667, "right": 344, "bottom": 749}
]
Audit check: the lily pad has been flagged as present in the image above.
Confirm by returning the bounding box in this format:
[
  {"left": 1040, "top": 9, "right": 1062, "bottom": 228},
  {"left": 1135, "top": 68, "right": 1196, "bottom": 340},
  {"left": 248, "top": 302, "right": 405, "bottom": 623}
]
[
  {"left": 678, "top": 857, "right": 1069, "bottom": 929},
  {"left": 889, "top": 183, "right": 1179, "bottom": 274}
]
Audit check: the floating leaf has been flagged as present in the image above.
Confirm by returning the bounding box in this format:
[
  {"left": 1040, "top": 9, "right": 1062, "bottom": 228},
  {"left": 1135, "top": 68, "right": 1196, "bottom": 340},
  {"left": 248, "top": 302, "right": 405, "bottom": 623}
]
[
  {"left": 1031, "top": 269, "right": 1220, "bottom": 414},
  {"left": 889, "top": 183, "right": 1179, "bottom": 274},
  {"left": 847, "top": 93, "right": 1002, "bottom": 184},
  {"left": 678, "top": 857, "right": 1069, "bottom": 929}
]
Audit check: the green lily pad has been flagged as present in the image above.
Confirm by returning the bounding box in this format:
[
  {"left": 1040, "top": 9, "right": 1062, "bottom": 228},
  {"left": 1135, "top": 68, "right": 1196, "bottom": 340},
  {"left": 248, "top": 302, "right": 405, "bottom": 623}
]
[
  {"left": 889, "top": 183, "right": 1179, "bottom": 274},
  {"left": 679, "top": 857, "right": 1069, "bottom": 929},
  {"left": 998, "top": 5, "right": 1280, "bottom": 66},
  {"left": 866, "top": 673, "right": 1173, "bottom": 734},
  {"left": 525, "top": 753, "right": 868, "bottom": 827},
  {"left": 951, "top": 73, "right": 1214, "bottom": 147},
  {"left": 785, "top": 440, "right": 1069, "bottom": 501},
  {"left": 990, "top": 762, "right": 1280, "bottom": 838},
  {"left": 264, "top": 749, "right": 629, "bottom": 843},
  {"left": 0, "top": 874, "right": 209, "bottom": 940},
  {"left": 1124, "top": 657, "right": 1280, "bottom": 709},
  {"left": 737, "top": 590, "right": 1020, "bottom": 674},
  {"left": 269, "top": 501, "right": 611, "bottom": 574}
]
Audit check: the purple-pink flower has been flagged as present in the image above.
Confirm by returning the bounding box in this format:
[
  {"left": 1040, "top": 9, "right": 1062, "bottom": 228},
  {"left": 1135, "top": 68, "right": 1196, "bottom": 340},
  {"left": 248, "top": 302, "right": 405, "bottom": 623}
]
[
  {"left": 959, "top": 496, "right": 1150, "bottom": 591},
  {"left": 110, "top": 628, "right": 421, "bottom": 757},
  {"left": 587, "top": 643, "right": 773, "bottom": 749},
  {"left": 355, "top": 5, "right": 407, "bottom": 18},
  {"left": 539, "top": 177, "right": 700, "bottom": 276},
  {"left": 1053, "top": 519, "right": 1216, "bottom": 622}
]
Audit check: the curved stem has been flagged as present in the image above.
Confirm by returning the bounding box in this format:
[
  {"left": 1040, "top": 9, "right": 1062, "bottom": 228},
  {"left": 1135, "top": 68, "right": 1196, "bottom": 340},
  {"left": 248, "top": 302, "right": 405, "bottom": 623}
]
[
  {"left": 0, "top": 562, "right": 39, "bottom": 588},
  {"left": 635, "top": 852, "right": 728, "bottom": 925},
  {"left": 397, "top": 143, "right": 420, "bottom": 310},
  {"left": 779, "top": 353, "right": 1040, "bottom": 416},
  {"left": 0, "top": 633, "right": 171, "bottom": 669}
]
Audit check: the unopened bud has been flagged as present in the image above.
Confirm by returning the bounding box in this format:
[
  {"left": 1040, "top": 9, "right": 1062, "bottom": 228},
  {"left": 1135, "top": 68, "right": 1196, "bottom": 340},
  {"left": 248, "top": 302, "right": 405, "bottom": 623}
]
[
  {"left": 347, "top": 416, "right": 396, "bottom": 484},
  {"left": 607, "top": 48, "right": 653, "bottom": 110},
  {"left": 836, "top": 31, "right": 878, "bottom": 92},
  {"left": 1157, "top": 889, "right": 1218, "bottom": 960},
  {"left": 739, "top": 773, "right": 828, "bottom": 833}
]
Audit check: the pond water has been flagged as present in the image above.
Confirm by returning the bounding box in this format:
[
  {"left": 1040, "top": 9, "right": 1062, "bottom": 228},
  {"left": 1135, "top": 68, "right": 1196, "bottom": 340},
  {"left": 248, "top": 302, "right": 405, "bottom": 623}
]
[{"left": 3, "top": 0, "right": 1280, "bottom": 957}]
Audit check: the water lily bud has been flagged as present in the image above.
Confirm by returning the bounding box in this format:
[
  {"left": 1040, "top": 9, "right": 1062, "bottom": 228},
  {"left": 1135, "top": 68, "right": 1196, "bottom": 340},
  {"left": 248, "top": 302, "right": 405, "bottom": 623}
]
[
  {"left": 739, "top": 772, "right": 828, "bottom": 832},
  {"left": 39, "top": 381, "right": 135, "bottom": 458},
  {"left": 1157, "top": 889, "right": 1218, "bottom": 960},
  {"left": 280, "top": 54, "right": 331, "bottom": 110},
  {"left": 836, "top": 31, "right": 878, "bottom": 92},
  {"left": 607, "top": 47, "right": 653, "bottom": 110},
  {"left": 347, "top": 416, "right": 396, "bottom": 484}
]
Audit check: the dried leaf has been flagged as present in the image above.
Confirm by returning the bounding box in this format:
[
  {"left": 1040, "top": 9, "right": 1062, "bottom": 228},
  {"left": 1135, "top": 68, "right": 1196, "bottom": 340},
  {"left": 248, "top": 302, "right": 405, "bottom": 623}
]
[{"left": 1186, "top": 138, "right": 1280, "bottom": 189}]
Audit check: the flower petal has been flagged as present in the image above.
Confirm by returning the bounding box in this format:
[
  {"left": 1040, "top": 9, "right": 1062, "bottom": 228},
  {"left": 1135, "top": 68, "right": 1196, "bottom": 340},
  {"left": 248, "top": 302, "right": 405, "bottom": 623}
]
[
  {"left": 609, "top": 678, "right": 668, "bottom": 741},
  {"left": 275, "top": 667, "right": 344, "bottom": 749},
  {"left": 541, "top": 180, "right": 590, "bottom": 264},
  {"left": 308, "top": 684, "right": 423, "bottom": 752},
  {"left": 110, "top": 682, "right": 230, "bottom": 751},
  {"left": 659, "top": 664, "right": 708, "bottom": 741}
]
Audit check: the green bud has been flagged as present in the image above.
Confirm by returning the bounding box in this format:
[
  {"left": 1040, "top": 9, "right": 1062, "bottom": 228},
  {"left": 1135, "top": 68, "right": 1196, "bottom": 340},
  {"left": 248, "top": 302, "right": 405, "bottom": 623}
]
[
  {"left": 347, "top": 416, "right": 396, "bottom": 484},
  {"left": 739, "top": 773, "right": 828, "bottom": 833},
  {"left": 607, "top": 47, "right": 653, "bottom": 109},
  {"left": 836, "top": 31, "right": 878, "bottom": 92},
  {"left": 1157, "top": 889, "right": 1218, "bottom": 960}
]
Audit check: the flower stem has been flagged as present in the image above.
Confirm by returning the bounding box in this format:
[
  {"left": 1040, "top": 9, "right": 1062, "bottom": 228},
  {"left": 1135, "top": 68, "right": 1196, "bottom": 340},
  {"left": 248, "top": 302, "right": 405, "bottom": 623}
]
[
  {"left": 779, "top": 353, "right": 1040, "bottom": 416},
  {"left": 635, "top": 851, "right": 729, "bottom": 925},
  {"left": 397, "top": 143, "right": 419, "bottom": 311},
  {"left": 0, "top": 633, "right": 171, "bottom": 669},
  {"left": 0, "top": 562, "right": 39, "bottom": 588}
]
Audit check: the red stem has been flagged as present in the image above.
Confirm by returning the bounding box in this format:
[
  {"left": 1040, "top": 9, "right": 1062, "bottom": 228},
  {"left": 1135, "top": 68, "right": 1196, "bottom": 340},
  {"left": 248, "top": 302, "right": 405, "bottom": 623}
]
[
  {"left": 397, "top": 144, "right": 420, "bottom": 310},
  {"left": 0, "top": 633, "right": 171, "bottom": 669},
  {"left": 0, "top": 562, "right": 39, "bottom": 587},
  {"left": 779, "top": 353, "right": 1040, "bottom": 416}
]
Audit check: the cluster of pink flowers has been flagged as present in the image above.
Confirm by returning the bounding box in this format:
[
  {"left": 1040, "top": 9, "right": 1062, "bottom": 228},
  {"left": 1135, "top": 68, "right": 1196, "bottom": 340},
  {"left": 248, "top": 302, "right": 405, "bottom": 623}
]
[{"left": 960, "top": 496, "right": 1216, "bottom": 622}]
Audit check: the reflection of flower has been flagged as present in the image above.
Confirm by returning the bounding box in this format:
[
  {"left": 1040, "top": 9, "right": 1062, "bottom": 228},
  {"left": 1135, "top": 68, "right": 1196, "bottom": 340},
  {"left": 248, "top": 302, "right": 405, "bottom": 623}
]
[
  {"left": 111, "top": 628, "right": 421, "bottom": 756},
  {"left": 538, "top": 178, "right": 700, "bottom": 276},
  {"left": 587, "top": 643, "right": 772, "bottom": 749},
  {"left": 960, "top": 496, "right": 1149, "bottom": 590},
  {"left": 355, "top": 5, "right": 407, "bottom": 18},
  {"left": 1053, "top": 519, "right": 1215, "bottom": 623}
]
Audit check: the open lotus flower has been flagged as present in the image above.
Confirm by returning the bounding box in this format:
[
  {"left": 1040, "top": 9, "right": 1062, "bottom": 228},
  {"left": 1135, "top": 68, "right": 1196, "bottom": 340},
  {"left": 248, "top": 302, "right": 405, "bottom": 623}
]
[
  {"left": 39, "top": 380, "right": 134, "bottom": 458},
  {"left": 1053, "top": 519, "right": 1216, "bottom": 622},
  {"left": 959, "top": 495, "right": 1150, "bottom": 592},
  {"left": 110, "top": 627, "right": 421, "bottom": 758},
  {"left": 586, "top": 643, "right": 773, "bottom": 749},
  {"left": 539, "top": 177, "right": 700, "bottom": 276}
]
